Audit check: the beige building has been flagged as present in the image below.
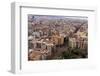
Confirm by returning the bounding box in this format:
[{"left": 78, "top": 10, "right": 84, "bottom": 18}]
[
  {"left": 28, "top": 51, "right": 41, "bottom": 60},
  {"left": 46, "top": 43, "right": 54, "bottom": 56},
  {"left": 51, "top": 35, "right": 64, "bottom": 46}
]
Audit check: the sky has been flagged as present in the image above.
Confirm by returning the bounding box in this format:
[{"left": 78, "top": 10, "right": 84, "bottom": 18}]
[{"left": 28, "top": 14, "right": 88, "bottom": 21}]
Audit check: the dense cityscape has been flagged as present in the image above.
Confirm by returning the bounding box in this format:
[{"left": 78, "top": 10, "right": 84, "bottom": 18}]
[{"left": 28, "top": 15, "right": 88, "bottom": 61}]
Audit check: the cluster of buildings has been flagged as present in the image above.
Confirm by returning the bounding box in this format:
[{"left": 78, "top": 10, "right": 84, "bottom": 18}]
[
  {"left": 28, "top": 15, "right": 88, "bottom": 60},
  {"left": 28, "top": 30, "right": 66, "bottom": 60},
  {"left": 68, "top": 24, "right": 88, "bottom": 49}
]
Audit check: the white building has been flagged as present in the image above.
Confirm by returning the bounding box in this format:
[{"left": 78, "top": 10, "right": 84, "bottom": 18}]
[
  {"left": 32, "top": 31, "right": 40, "bottom": 38},
  {"left": 69, "top": 38, "right": 76, "bottom": 48}
]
